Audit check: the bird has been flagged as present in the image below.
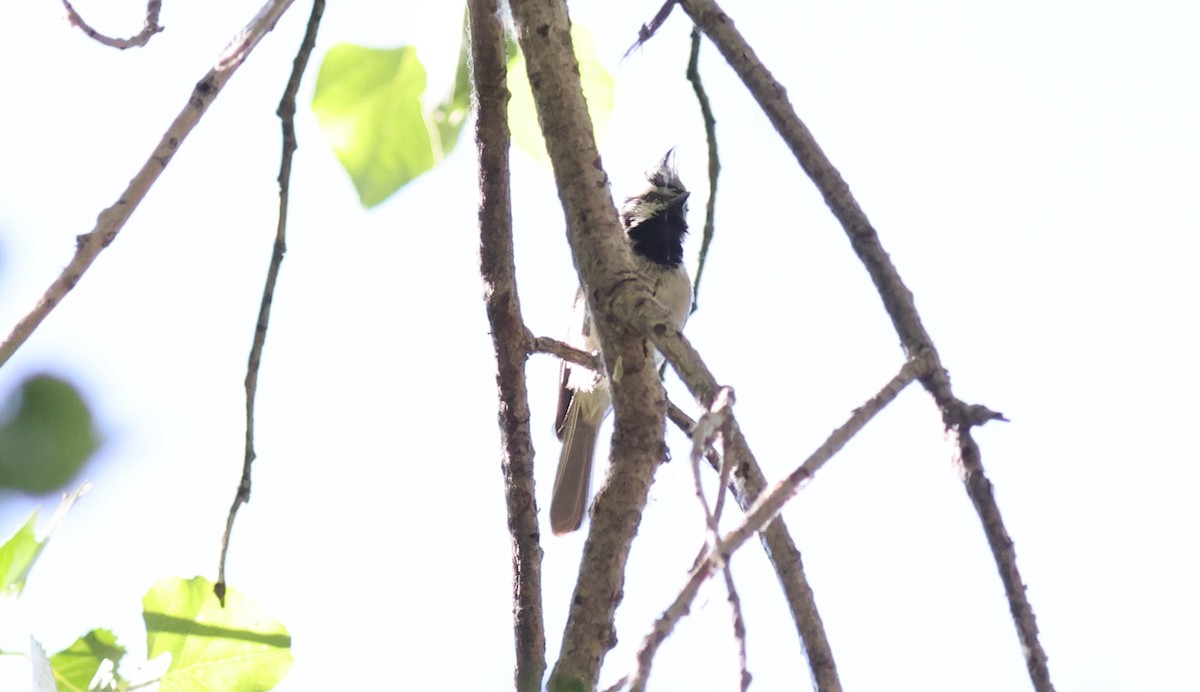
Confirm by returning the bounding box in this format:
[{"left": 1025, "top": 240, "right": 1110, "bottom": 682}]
[{"left": 550, "top": 150, "right": 693, "bottom": 535}]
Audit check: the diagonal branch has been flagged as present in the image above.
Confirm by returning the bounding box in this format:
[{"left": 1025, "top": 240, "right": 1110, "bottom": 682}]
[
  {"left": 624, "top": 0, "right": 679, "bottom": 59},
  {"left": 680, "top": 1, "right": 1052, "bottom": 689},
  {"left": 215, "top": 0, "right": 324, "bottom": 606},
  {"left": 534, "top": 335, "right": 842, "bottom": 690},
  {"left": 470, "top": 0, "right": 547, "bottom": 688},
  {"left": 0, "top": 0, "right": 299, "bottom": 368},
  {"left": 624, "top": 358, "right": 923, "bottom": 691},
  {"left": 687, "top": 389, "right": 750, "bottom": 692},
  {"left": 667, "top": 401, "right": 843, "bottom": 692}
]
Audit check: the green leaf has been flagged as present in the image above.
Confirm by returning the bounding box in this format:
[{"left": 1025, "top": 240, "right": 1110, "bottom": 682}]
[
  {"left": 50, "top": 629, "right": 125, "bottom": 692},
  {"left": 0, "top": 375, "right": 99, "bottom": 494},
  {"left": 507, "top": 25, "right": 615, "bottom": 165},
  {"left": 144, "top": 576, "right": 292, "bottom": 691},
  {"left": 0, "top": 486, "right": 89, "bottom": 609},
  {"left": 0, "top": 513, "right": 43, "bottom": 598},
  {"left": 313, "top": 44, "right": 439, "bottom": 208}
]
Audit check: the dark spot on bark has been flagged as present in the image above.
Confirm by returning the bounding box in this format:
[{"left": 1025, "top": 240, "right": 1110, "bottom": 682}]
[{"left": 537, "top": 24, "right": 550, "bottom": 38}]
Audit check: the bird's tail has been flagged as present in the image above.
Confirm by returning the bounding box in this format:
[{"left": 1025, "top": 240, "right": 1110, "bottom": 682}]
[{"left": 550, "top": 398, "right": 600, "bottom": 535}]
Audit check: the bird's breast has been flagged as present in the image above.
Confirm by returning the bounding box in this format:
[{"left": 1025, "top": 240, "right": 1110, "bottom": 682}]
[{"left": 645, "top": 262, "right": 693, "bottom": 331}]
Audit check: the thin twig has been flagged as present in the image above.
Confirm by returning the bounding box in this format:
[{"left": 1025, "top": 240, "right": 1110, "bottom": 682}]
[
  {"left": 61, "top": 0, "right": 164, "bottom": 49},
  {"left": 689, "top": 386, "right": 735, "bottom": 548},
  {"left": 625, "top": 358, "right": 923, "bottom": 691},
  {"left": 531, "top": 335, "right": 600, "bottom": 372},
  {"left": 680, "top": 1, "right": 1048, "bottom": 689},
  {"left": 215, "top": 0, "right": 323, "bottom": 605},
  {"left": 722, "top": 564, "right": 751, "bottom": 692},
  {"left": 0, "top": 0, "right": 298, "bottom": 368},
  {"left": 709, "top": 393, "right": 734, "bottom": 525},
  {"left": 623, "top": 0, "right": 679, "bottom": 59},
  {"left": 726, "top": 418, "right": 842, "bottom": 691},
  {"left": 685, "top": 27, "right": 719, "bottom": 313},
  {"left": 657, "top": 329, "right": 842, "bottom": 690},
  {"left": 470, "top": 0, "right": 547, "bottom": 688}
]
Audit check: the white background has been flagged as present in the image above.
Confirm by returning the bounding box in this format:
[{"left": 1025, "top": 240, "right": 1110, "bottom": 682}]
[{"left": 1, "top": 1, "right": 1197, "bottom": 690}]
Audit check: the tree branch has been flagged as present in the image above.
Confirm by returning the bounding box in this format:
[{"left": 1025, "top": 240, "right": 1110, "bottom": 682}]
[
  {"left": 0, "top": 0, "right": 298, "bottom": 368},
  {"left": 470, "top": 0, "right": 547, "bottom": 688},
  {"left": 680, "top": 1, "right": 1051, "bottom": 689},
  {"left": 531, "top": 335, "right": 600, "bottom": 372},
  {"left": 688, "top": 386, "right": 735, "bottom": 544},
  {"left": 508, "top": 1, "right": 683, "bottom": 688},
  {"left": 685, "top": 27, "right": 720, "bottom": 313},
  {"left": 626, "top": 358, "right": 922, "bottom": 690},
  {"left": 624, "top": 0, "right": 679, "bottom": 59},
  {"left": 61, "top": 0, "right": 164, "bottom": 49},
  {"left": 215, "top": 0, "right": 323, "bottom": 606},
  {"left": 679, "top": 389, "right": 752, "bottom": 692},
  {"left": 725, "top": 420, "right": 842, "bottom": 691},
  {"left": 722, "top": 563, "right": 751, "bottom": 692},
  {"left": 667, "top": 404, "right": 848, "bottom": 691},
  {"left": 537, "top": 328, "right": 842, "bottom": 690}
]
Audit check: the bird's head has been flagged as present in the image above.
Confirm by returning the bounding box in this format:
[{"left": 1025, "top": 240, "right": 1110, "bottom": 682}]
[{"left": 621, "top": 150, "right": 690, "bottom": 268}]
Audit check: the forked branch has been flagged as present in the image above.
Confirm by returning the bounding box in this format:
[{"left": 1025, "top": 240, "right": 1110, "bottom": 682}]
[
  {"left": 619, "top": 358, "right": 924, "bottom": 691},
  {"left": 679, "top": 0, "right": 1051, "bottom": 688}
]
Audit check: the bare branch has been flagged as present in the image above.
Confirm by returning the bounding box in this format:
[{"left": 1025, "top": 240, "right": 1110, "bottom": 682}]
[
  {"left": 626, "top": 358, "right": 922, "bottom": 690},
  {"left": 685, "top": 27, "right": 720, "bottom": 313},
  {"left": 722, "top": 565, "right": 751, "bottom": 692},
  {"left": 508, "top": 0, "right": 681, "bottom": 686},
  {"left": 667, "top": 399, "right": 843, "bottom": 691},
  {"left": 591, "top": 13, "right": 853, "bottom": 682},
  {"left": 215, "top": 0, "right": 323, "bottom": 606},
  {"left": 681, "top": 1, "right": 1052, "bottom": 689},
  {"left": 689, "top": 386, "right": 735, "bottom": 546},
  {"left": 709, "top": 389, "right": 735, "bottom": 525},
  {"left": 531, "top": 335, "right": 600, "bottom": 372},
  {"left": 61, "top": 0, "right": 164, "bottom": 49},
  {"left": 728, "top": 358, "right": 923, "bottom": 550},
  {"left": 0, "top": 0, "right": 298, "bottom": 368},
  {"left": 647, "top": 327, "right": 718, "bottom": 407},
  {"left": 624, "top": 0, "right": 679, "bottom": 59},
  {"left": 470, "top": 0, "right": 547, "bottom": 687}
]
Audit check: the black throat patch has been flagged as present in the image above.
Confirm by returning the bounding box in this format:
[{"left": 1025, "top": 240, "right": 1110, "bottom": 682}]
[{"left": 626, "top": 203, "right": 687, "bottom": 268}]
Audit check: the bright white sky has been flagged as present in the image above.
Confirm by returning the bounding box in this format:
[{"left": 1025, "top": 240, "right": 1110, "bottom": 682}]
[{"left": 1, "top": 1, "right": 1198, "bottom": 690}]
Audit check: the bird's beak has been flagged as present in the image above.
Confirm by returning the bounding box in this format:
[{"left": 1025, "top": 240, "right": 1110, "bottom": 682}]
[{"left": 667, "top": 190, "right": 690, "bottom": 209}]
